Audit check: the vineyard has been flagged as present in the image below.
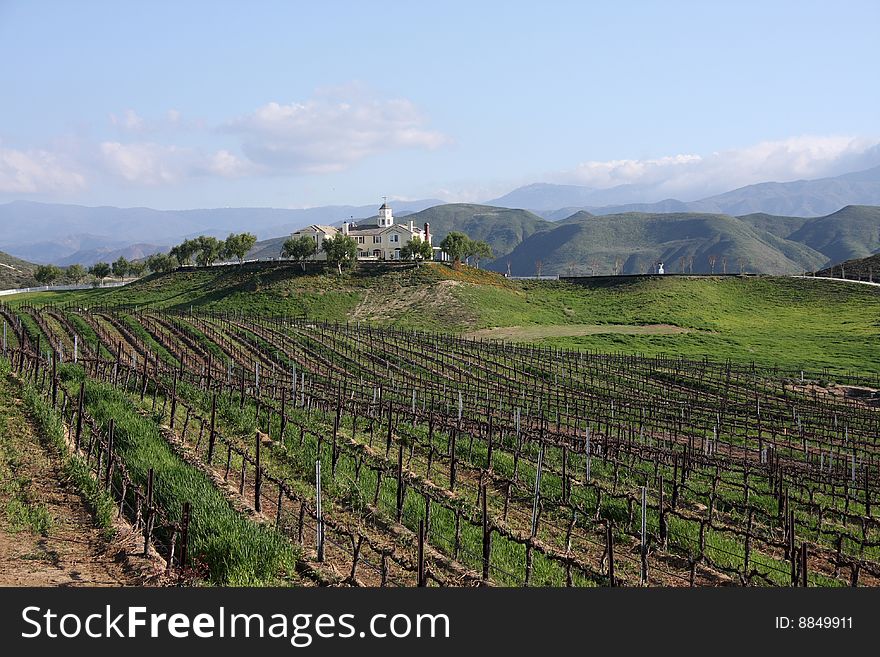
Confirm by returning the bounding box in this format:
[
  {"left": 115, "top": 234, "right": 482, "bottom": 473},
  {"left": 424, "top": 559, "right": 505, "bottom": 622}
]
[{"left": 2, "top": 300, "right": 879, "bottom": 587}]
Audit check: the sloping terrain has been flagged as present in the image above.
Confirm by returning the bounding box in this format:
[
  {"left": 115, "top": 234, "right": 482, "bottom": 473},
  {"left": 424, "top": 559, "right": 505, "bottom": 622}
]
[{"left": 0, "top": 251, "right": 37, "bottom": 289}]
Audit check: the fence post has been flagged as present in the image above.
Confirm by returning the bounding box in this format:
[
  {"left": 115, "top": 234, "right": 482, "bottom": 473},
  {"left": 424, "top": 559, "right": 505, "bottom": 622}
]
[
  {"left": 606, "top": 521, "right": 615, "bottom": 587},
  {"left": 170, "top": 370, "right": 178, "bottom": 429},
  {"left": 254, "top": 430, "right": 262, "bottom": 513},
  {"left": 640, "top": 485, "right": 648, "bottom": 585},
  {"left": 418, "top": 519, "right": 426, "bottom": 587},
  {"left": 315, "top": 460, "right": 324, "bottom": 562},
  {"left": 482, "top": 482, "right": 491, "bottom": 583},
  {"left": 179, "top": 502, "right": 192, "bottom": 579},
  {"left": 207, "top": 393, "right": 217, "bottom": 464},
  {"left": 531, "top": 444, "right": 544, "bottom": 537},
  {"left": 143, "top": 468, "right": 155, "bottom": 556},
  {"left": 74, "top": 380, "right": 85, "bottom": 450}
]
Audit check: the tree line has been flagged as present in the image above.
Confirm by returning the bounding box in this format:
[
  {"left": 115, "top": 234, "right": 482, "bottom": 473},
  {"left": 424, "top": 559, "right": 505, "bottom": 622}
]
[
  {"left": 279, "top": 230, "right": 492, "bottom": 274},
  {"left": 32, "top": 232, "right": 258, "bottom": 286},
  {"left": 32, "top": 228, "right": 494, "bottom": 286}
]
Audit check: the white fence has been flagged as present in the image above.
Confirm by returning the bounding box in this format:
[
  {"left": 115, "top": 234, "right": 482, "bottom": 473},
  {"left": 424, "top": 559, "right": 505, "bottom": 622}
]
[{"left": 0, "top": 281, "right": 131, "bottom": 297}]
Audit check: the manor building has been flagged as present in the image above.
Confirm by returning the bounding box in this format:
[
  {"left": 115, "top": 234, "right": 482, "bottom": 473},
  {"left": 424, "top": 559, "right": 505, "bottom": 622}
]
[{"left": 289, "top": 201, "right": 433, "bottom": 261}]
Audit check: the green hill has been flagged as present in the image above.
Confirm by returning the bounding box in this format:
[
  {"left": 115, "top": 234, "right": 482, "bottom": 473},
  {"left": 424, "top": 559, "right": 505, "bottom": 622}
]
[
  {"left": 0, "top": 251, "right": 37, "bottom": 289},
  {"left": 787, "top": 205, "right": 880, "bottom": 264},
  {"left": 8, "top": 261, "right": 880, "bottom": 374},
  {"left": 816, "top": 252, "right": 880, "bottom": 280},
  {"left": 497, "top": 212, "right": 827, "bottom": 275}
]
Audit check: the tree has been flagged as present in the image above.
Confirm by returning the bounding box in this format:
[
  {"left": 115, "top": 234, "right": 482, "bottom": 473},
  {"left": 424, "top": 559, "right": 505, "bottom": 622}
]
[
  {"left": 65, "top": 264, "right": 86, "bottom": 283},
  {"left": 222, "top": 232, "right": 257, "bottom": 264},
  {"left": 439, "top": 231, "right": 470, "bottom": 268},
  {"left": 146, "top": 252, "right": 176, "bottom": 274},
  {"left": 89, "top": 262, "right": 111, "bottom": 283},
  {"left": 194, "top": 236, "right": 222, "bottom": 267},
  {"left": 469, "top": 240, "right": 493, "bottom": 269},
  {"left": 281, "top": 235, "right": 317, "bottom": 271},
  {"left": 535, "top": 260, "right": 543, "bottom": 277},
  {"left": 589, "top": 258, "right": 600, "bottom": 276},
  {"left": 399, "top": 236, "right": 433, "bottom": 264},
  {"left": 112, "top": 256, "right": 130, "bottom": 280},
  {"left": 35, "top": 264, "right": 62, "bottom": 285},
  {"left": 322, "top": 233, "right": 358, "bottom": 275},
  {"left": 708, "top": 254, "right": 718, "bottom": 274},
  {"left": 170, "top": 238, "right": 199, "bottom": 266},
  {"left": 722, "top": 256, "right": 728, "bottom": 274},
  {"left": 128, "top": 261, "right": 146, "bottom": 278}
]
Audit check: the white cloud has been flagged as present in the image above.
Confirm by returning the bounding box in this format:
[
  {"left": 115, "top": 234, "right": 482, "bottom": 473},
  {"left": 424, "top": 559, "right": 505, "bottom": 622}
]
[
  {"left": 223, "top": 91, "right": 449, "bottom": 174},
  {"left": 99, "top": 141, "right": 254, "bottom": 186},
  {"left": 0, "top": 144, "right": 86, "bottom": 193},
  {"left": 99, "top": 141, "right": 191, "bottom": 185},
  {"left": 204, "top": 149, "right": 254, "bottom": 178},
  {"left": 558, "top": 136, "right": 880, "bottom": 200}
]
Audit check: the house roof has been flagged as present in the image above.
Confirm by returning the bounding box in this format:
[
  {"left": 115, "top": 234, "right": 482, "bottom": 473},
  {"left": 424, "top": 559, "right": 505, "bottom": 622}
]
[
  {"left": 347, "top": 223, "right": 424, "bottom": 236},
  {"left": 293, "top": 224, "right": 338, "bottom": 235}
]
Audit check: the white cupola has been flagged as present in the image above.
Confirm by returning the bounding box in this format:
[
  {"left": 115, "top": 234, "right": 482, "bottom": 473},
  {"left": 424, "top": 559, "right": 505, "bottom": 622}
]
[{"left": 377, "top": 198, "right": 394, "bottom": 227}]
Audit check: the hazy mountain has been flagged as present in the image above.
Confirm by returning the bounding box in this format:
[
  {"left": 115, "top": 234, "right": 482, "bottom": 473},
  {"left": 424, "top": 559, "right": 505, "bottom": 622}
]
[
  {"left": 491, "top": 164, "right": 880, "bottom": 219},
  {"left": 0, "top": 199, "right": 443, "bottom": 265},
  {"left": 487, "top": 182, "right": 660, "bottom": 212},
  {"left": 490, "top": 205, "right": 880, "bottom": 276}
]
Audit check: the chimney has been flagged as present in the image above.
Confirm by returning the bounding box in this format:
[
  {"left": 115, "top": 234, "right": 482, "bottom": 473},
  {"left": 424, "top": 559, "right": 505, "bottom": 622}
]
[
  {"left": 342, "top": 222, "right": 349, "bottom": 236},
  {"left": 424, "top": 222, "right": 431, "bottom": 244}
]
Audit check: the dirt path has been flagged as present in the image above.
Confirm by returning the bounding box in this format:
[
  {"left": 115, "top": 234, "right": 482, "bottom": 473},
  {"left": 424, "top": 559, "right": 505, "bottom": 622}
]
[
  {"left": 466, "top": 323, "right": 693, "bottom": 341},
  {"left": 0, "top": 376, "right": 156, "bottom": 586}
]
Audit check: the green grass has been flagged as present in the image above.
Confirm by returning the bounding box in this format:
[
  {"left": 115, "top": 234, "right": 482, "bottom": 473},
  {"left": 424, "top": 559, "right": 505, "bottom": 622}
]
[
  {"left": 19, "top": 377, "right": 117, "bottom": 536},
  {"left": 59, "top": 365, "right": 298, "bottom": 585},
  {"left": 0, "top": 365, "right": 53, "bottom": 535},
  {"left": 8, "top": 263, "right": 880, "bottom": 375}
]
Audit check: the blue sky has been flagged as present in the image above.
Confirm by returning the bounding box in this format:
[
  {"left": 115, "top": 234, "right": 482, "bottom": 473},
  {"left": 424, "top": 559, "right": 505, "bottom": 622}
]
[{"left": 1, "top": 0, "right": 879, "bottom": 209}]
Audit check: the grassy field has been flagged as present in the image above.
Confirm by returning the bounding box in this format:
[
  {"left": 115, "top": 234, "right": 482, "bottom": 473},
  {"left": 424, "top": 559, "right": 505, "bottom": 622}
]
[{"left": 6, "top": 262, "right": 879, "bottom": 375}]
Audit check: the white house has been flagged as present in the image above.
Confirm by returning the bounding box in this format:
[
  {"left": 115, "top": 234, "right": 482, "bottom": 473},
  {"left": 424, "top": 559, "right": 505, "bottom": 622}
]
[{"left": 290, "top": 201, "right": 433, "bottom": 261}]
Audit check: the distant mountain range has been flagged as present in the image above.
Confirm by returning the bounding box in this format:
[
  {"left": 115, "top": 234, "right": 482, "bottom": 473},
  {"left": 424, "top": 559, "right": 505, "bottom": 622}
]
[
  {"left": 489, "top": 164, "right": 880, "bottom": 217},
  {"left": 491, "top": 205, "right": 880, "bottom": 276},
  {"left": 2, "top": 163, "right": 880, "bottom": 269},
  {"left": 0, "top": 199, "right": 440, "bottom": 265}
]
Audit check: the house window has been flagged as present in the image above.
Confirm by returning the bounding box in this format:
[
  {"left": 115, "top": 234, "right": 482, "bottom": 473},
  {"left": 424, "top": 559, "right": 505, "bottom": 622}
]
[
  {"left": 390, "top": 234, "right": 399, "bottom": 243},
  {"left": 357, "top": 251, "right": 367, "bottom": 258},
  {"left": 372, "top": 249, "right": 381, "bottom": 258},
  {"left": 394, "top": 248, "right": 401, "bottom": 260},
  {"left": 356, "top": 236, "right": 365, "bottom": 244},
  {"left": 373, "top": 235, "right": 382, "bottom": 244}
]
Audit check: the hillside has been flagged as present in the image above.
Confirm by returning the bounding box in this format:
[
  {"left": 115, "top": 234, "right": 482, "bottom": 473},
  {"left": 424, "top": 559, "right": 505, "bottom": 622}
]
[
  {"left": 494, "top": 212, "right": 828, "bottom": 275},
  {"left": 0, "top": 251, "right": 37, "bottom": 289},
  {"left": 493, "top": 206, "right": 880, "bottom": 275},
  {"left": 816, "top": 252, "right": 880, "bottom": 280},
  {"left": 8, "top": 261, "right": 880, "bottom": 374}
]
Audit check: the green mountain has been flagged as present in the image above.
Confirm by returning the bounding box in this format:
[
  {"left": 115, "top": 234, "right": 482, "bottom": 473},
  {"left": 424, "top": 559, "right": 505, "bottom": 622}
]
[
  {"left": 401, "top": 204, "right": 550, "bottom": 259},
  {"left": 816, "top": 252, "right": 880, "bottom": 280},
  {"left": 0, "top": 251, "right": 37, "bottom": 289},
  {"left": 494, "top": 212, "right": 830, "bottom": 275},
  {"left": 786, "top": 205, "right": 880, "bottom": 264}
]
